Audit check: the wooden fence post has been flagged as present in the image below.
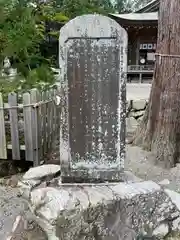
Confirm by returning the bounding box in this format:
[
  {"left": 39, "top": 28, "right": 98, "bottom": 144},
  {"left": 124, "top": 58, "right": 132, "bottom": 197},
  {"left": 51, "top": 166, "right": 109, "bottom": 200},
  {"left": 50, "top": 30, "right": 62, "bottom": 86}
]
[
  {"left": 23, "top": 92, "right": 33, "bottom": 162},
  {"left": 53, "top": 88, "right": 57, "bottom": 136},
  {"left": 49, "top": 89, "right": 54, "bottom": 150},
  {"left": 46, "top": 91, "right": 51, "bottom": 151},
  {"left": 55, "top": 86, "right": 61, "bottom": 133},
  {"left": 42, "top": 91, "right": 47, "bottom": 159},
  {"left": 0, "top": 93, "right": 7, "bottom": 159},
  {"left": 8, "top": 92, "right": 20, "bottom": 160},
  {"left": 31, "top": 89, "right": 41, "bottom": 166}
]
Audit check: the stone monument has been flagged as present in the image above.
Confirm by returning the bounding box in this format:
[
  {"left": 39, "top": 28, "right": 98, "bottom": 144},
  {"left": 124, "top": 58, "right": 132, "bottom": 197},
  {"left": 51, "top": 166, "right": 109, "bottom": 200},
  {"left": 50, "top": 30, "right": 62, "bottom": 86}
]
[
  {"left": 13, "top": 14, "right": 180, "bottom": 240},
  {"left": 59, "top": 14, "right": 128, "bottom": 182}
]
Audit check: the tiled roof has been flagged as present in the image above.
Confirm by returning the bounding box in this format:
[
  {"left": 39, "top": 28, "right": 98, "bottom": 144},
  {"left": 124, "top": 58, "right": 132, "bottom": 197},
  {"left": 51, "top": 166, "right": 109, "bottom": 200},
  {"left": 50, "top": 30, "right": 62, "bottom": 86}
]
[{"left": 109, "top": 12, "right": 158, "bottom": 21}]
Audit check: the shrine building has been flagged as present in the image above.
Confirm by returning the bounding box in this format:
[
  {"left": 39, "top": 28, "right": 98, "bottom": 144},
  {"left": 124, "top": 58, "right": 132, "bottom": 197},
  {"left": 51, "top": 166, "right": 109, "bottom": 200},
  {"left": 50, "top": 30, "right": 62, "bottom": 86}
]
[{"left": 109, "top": 0, "right": 159, "bottom": 82}]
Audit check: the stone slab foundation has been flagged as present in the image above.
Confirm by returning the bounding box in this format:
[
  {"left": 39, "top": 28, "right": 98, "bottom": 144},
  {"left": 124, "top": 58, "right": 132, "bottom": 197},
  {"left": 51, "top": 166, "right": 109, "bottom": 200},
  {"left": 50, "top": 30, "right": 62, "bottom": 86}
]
[{"left": 16, "top": 165, "right": 180, "bottom": 240}]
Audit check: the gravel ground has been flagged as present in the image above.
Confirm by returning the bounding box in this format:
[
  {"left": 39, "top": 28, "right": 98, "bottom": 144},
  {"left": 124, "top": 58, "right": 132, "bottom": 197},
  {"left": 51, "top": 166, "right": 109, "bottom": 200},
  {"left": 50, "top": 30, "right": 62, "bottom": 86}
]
[
  {"left": 0, "top": 144, "right": 180, "bottom": 239},
  {"left": 126, "top": 83, "right": 151, "bottom": 100},
  {"left": 126, "top": 145, "right": 180, "bottom": 192},
  {"left": 0, "top": 185, "right": 47, "bottom": 239},
  {"left": 0, "top": 186, "right": 25, "bottom": 239}
]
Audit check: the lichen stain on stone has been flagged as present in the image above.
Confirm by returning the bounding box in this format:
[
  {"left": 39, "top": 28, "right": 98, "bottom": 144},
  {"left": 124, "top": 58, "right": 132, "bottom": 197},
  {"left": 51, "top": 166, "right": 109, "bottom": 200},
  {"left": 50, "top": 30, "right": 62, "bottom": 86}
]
[{"left": 59, "top": 14, "right": 128, "bottom": 181}]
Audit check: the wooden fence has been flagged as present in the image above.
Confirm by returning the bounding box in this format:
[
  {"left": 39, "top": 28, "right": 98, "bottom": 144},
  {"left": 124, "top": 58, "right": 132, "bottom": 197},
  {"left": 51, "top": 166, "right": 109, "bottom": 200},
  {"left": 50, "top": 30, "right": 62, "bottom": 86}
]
[{"left": 0, "top": 87, "right": 61, "bottom": 166}]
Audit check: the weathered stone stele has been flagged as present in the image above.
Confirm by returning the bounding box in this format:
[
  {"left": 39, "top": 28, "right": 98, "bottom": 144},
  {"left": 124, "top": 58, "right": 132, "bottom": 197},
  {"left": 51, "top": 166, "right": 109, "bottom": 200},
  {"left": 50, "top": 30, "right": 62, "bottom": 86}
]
[{"left": 59, "top": 14, "right": 128, "bottom": 182}]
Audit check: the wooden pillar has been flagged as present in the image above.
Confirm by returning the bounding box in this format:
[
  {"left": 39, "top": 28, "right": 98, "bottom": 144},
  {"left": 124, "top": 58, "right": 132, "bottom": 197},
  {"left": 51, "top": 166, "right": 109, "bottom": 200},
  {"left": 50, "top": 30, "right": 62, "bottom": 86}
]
[
  {"left": 136, "top": 38, "right": 140, "bottom": 65},
  {"left": 139, "top": 73, "right": 142, "bottom": 83}
]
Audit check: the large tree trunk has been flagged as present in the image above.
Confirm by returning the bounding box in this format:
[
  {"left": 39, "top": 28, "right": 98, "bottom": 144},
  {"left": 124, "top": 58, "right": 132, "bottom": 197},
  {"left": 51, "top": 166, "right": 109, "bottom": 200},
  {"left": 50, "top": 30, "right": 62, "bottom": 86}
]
[{"left": 132, "top": 0, "right": 180, "bottom": 168}]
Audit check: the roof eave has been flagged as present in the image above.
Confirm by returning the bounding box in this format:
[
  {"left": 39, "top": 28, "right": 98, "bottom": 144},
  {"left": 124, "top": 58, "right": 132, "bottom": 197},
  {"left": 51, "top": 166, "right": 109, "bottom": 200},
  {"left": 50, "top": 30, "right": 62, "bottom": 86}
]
[{"left": 108, "top": 13, "right": 158, "bottom": 22}]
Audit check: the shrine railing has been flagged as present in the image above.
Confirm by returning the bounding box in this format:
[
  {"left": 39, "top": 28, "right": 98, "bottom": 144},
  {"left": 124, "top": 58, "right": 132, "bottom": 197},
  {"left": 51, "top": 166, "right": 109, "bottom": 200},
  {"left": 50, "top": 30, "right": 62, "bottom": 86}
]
[
  {"left": 0, "top": 87, "right": 61, "bottom": 166},
  {"left": 128, "top": 65, "right": 154, "bottom": 73}
]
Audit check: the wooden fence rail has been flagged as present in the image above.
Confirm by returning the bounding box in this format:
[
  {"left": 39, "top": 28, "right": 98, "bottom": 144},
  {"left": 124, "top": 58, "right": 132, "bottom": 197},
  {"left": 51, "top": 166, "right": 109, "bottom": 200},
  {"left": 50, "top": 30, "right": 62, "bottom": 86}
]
[{"left": 0, "top": 87, "right": 61, "bottom": 166}]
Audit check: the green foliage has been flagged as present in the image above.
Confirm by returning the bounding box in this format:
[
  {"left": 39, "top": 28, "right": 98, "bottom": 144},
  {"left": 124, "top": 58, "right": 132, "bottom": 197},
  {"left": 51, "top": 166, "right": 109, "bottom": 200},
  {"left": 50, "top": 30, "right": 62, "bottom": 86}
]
[
  {"left": 25, "top": 65, "right": 55, "bottom": 90},
  {"left": 115, "top": 0, "right": 152, "bottom": 13},
  {"left": 115, "top": 0, "right": 131, "bottom": 13},
  {"left": 0, "top": 0, "right": 148, "bottom": 97},
  {"left": 0, "top": 0, "right": 42, "bottom": 66},
  {"left": 0, "top": 76, "right": 21, "bottom": 96},
  {"left": 57, "top": 0, "right": 116, "bottom": 18},
  {"left": 0, "top": 66, "right": 56, "bottom": 102},
  {"left": 53, "top": 13, "right": 69, "bottom": 22},
  {"left": 0, "top": 0, "right": 68, "bottom": 95}
]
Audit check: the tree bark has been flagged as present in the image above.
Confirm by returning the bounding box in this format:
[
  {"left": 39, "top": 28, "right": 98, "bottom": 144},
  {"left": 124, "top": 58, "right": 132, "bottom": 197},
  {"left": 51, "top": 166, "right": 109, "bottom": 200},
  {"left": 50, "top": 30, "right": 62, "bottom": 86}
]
[{"left": 132, "top": 0, "right": 180, "bottom": 168}]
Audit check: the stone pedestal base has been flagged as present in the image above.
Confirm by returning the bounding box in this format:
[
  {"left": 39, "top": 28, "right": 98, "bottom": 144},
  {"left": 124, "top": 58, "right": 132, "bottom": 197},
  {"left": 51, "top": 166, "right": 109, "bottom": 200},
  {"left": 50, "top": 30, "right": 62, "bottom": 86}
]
[
  {"left": 18, "top": 165, "right": 180, "bottom": 240},
  {"left": 61, "top": 169, "right": 125, "bottom": 183}
]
